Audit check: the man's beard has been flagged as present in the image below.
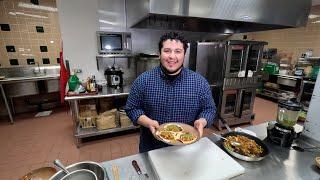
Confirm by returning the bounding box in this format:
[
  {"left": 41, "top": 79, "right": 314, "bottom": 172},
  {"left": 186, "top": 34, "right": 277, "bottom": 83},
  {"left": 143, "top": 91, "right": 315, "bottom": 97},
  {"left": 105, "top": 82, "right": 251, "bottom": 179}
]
[{"left": 160, "top": 63, "right": 183, "bottom": 75}]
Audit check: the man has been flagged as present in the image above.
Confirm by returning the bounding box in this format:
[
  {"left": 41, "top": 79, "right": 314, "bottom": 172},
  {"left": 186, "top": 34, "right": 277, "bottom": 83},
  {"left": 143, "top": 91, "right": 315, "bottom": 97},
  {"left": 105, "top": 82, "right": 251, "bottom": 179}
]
[{"left": 126, "top": 32, "right": 216, "bottom": 153}]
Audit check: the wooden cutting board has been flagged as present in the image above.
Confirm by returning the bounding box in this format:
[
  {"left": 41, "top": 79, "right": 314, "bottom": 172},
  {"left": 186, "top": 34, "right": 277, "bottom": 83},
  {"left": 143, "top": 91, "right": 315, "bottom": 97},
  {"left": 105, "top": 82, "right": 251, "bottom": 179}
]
[{"left": 148, "top": 137, "right": 245, "bottom": 180}]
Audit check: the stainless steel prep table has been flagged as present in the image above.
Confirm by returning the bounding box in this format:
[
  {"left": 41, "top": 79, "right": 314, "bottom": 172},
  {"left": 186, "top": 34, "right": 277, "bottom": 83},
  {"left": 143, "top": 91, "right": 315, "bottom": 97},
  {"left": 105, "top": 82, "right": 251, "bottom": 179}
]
[
  {"left": 64, "top": 85, "right": 139, "bottom": 147},
  {"left": 101, "top": 122, "right": 320, "bottom": 180},
  {"left": 0, "top": 74, "right": 60, "bottom": 124}
]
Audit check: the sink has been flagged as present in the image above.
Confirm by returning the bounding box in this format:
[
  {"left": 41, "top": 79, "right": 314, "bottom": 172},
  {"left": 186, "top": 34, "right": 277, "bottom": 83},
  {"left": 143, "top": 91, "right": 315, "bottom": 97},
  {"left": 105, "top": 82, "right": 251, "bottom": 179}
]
[{"left": 49, "top": 161, "right": 107, "bottom": 180}]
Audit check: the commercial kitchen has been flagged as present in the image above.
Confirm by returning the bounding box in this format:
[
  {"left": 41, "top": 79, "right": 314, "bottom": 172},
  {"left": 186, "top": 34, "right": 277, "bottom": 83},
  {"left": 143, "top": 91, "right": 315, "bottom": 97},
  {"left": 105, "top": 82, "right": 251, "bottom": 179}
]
[{"left": 1, "top": 0, "right": 320, "bottom": 179}]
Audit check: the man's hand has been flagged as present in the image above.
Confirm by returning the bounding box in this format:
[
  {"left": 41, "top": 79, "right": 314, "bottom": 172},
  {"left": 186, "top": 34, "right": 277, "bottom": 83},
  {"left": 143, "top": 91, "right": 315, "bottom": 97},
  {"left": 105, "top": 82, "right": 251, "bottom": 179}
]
[
  {"left": 194, "top": 118, "right": 207, "bottom": 137},
  {"left": 147, "top": 120, "right": 160, "bottom": 134},
  {"left": 137, "top": 115, "right": 160, "bottom": 134}
]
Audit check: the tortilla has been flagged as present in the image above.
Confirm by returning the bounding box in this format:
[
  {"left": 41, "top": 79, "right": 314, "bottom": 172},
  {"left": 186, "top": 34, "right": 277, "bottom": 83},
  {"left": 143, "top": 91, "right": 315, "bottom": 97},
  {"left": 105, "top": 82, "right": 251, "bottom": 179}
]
[
  {"left": 164, "top": 124, "right": 183, "bottom": 132},
  {"left": 156, "top": 131, "right": 175, "bottom": 143},
  {"left": 179, "top": 132, "right": 197, "bottom": 144}
]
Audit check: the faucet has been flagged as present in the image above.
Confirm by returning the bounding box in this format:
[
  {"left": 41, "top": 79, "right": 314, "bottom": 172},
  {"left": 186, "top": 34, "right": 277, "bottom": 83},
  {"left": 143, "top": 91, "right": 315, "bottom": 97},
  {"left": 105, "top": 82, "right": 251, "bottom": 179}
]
[{"left": 33, "top": 62, "right": 46, "bottom": 75}]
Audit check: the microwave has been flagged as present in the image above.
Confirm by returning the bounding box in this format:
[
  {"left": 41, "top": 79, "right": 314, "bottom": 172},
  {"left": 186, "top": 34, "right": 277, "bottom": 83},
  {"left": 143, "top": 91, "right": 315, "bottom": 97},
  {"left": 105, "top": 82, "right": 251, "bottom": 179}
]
[{"left": 97, "top": 31, "right": 132, "bottom": 57}]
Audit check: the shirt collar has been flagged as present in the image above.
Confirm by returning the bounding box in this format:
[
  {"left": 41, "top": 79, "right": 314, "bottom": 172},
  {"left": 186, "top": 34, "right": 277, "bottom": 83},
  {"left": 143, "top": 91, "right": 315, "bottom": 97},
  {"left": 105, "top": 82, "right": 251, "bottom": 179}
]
[{"left": 159, "top": 66, "right": 185, "bottom": 82}]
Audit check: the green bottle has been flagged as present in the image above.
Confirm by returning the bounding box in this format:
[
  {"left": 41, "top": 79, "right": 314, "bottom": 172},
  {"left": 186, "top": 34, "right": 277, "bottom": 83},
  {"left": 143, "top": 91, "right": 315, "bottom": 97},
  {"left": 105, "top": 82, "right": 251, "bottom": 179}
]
[{"left": 68, "top": 71, "right": 80, "bottom": 91}]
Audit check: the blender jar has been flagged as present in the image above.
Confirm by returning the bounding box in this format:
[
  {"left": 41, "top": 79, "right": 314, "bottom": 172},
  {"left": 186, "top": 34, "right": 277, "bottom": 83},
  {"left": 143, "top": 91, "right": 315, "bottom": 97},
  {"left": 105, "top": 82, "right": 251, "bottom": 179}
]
[{"left": 277, "top": 100, "right": 302, "bottom": 127}]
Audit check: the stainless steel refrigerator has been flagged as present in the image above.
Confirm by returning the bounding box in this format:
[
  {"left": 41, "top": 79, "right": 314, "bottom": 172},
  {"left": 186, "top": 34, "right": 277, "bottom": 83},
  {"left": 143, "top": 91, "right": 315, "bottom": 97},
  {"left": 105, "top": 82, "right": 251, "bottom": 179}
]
[{"left": 184, "top": 40, "right": 267, "bottom": 130}]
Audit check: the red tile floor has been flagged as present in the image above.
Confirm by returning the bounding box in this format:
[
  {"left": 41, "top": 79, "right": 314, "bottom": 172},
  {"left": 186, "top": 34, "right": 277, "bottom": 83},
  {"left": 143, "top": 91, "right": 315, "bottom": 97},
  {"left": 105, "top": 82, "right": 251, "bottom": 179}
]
[{"left": 0, "top": 97, "right": 277, "bottom": 179}]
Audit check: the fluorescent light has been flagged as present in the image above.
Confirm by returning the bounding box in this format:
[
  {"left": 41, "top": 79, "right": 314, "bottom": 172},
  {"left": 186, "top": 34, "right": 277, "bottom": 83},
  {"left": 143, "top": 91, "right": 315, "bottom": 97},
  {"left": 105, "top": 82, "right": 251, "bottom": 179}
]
[
  {"left": 99, "top": 19, "right": 118, "bottom": 26},
  {"left": 308, "top": 14, "right": 320, "bottom": 19},
  {"left": 312, "top": 20, "right": 320, "bottom": 23},
  {"left": 18, "top": 2, "right": 57, "bottom": 12}
]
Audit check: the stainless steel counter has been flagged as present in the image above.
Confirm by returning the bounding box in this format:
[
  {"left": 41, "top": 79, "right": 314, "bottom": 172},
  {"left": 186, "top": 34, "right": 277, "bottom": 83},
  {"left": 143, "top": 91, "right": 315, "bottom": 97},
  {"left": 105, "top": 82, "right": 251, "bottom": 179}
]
[
  {"left": 101, "top": 123, "right": 320, "bottom": 180},
  {"left": 64, "top": 85, "right": 131, "bottom": 101},
  {"left": 0, "top": 74, "right": 60, "bottom": 124},
  {"left": 0, "top": 74, "right": 60, "bottom": 84}
]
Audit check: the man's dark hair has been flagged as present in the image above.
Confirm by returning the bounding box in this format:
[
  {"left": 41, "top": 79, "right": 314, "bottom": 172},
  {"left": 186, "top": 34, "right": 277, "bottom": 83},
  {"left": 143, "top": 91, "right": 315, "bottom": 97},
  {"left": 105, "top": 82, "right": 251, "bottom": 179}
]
[{"left": 158, "top": 32, "right": 188, "bottom": 54}]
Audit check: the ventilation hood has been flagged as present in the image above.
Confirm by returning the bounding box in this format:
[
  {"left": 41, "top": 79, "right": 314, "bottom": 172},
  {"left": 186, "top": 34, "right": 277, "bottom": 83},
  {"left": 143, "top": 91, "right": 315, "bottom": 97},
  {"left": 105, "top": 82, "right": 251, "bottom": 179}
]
[{"left": 126, "top": 0, "right": 311, "bottom": 33}]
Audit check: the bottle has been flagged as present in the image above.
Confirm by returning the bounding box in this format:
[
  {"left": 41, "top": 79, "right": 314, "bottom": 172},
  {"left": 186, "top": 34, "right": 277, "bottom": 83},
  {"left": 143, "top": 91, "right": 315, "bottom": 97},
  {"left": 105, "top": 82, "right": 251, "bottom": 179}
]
[
  {"left": 90, "top": 75, "right": 96, "bottom": 92},
  {"left": 68, "top": 70, "right": 80, "bottom": 91}
]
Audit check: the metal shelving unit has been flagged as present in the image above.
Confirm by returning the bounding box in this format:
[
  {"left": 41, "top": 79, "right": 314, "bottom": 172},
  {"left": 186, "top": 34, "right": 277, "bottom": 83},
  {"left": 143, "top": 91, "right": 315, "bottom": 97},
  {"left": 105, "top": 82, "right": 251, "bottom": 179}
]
[
  {"left": 76, "top": 125, "right": 139, "bottom": 139},
  {"left": 66, "top": 85, "right": 138, "bottom": 147}
]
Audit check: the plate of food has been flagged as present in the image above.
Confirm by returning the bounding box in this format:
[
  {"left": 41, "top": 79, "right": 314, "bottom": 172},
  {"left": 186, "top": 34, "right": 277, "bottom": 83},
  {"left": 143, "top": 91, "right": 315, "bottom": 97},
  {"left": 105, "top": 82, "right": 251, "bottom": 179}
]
[{"left": 154, "top": 122, "right": 200, "bottom": 145}]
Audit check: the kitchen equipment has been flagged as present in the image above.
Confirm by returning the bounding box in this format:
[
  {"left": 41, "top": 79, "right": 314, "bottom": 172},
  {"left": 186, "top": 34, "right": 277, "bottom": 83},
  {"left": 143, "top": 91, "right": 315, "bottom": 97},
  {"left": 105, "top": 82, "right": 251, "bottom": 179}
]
[
  {"left": 54, "top": 160, "right": 97, "bottom": 180},
  {"left": 219, "top": 118, "right": 270, "bottom": 161},
  {"left": 185, "top": 40, "right": 267, "bottom": 130},
  {"left": 104, "top": 66, "right": 123, "bottom": 88},
  {"left": 132, "top": 160, "right": 149, "bottom": 179},
  {"left": 19, "top": 167, "right": 57, "bottom": 180},
  {"left": 267, "top": 100, "right": 302, "bottom": 147},
  {"left": 61, "top": 169, "right": 97, "bottom": 180},
  {"left": 267, "top": 122, "right": 297, "bottom": 147},
  {"left": 136, "top": 53, "right": 159, "bottom": 76},
  {"left": 97, "top": 31, "right": 132, "bottom": 57},
  {"left": 50, "top": 161, "right": 106, "bottom": 180},
  {"left": 212, "top": 132, "right": 241, "bottom": 146},
  {"left": 148, "top": 137, "right": 245, "bottom": 180},
  {"left": 126, "top": 0, "right": 310, "bottom": 33},
  {"left": 277, "top": 100, "right": 302, "bottom": 127}
]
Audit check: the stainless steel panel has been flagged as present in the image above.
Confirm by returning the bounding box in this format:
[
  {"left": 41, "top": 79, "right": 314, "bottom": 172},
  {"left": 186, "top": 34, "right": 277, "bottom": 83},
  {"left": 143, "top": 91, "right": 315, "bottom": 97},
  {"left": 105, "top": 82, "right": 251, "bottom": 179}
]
[
  {"left": 277, "top": 76, "right": 297, "bottom": 87},
  {"left": 98, "top": 0, "right": 127, "bottom": 31},
  {"left": 4, "top": 82, "right": 39, "bottom": 97},
  {"left": 136, "top": 56, "right": 159, "bottom": 76},
  {"left": 47, "top": 79, "right": 60, "bottom": 93},
  {"left": 195, "top": 42, "right": 219, "bottom": 83},
  {"left": 126, "top": 0, "right": 311, "bottom": 33}
]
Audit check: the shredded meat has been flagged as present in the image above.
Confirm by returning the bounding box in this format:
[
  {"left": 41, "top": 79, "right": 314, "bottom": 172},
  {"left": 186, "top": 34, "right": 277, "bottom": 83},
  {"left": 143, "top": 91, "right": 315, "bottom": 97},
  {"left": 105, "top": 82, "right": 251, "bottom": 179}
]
[{"left": 223, "top": 135, "right": 263, "bottom": 157}]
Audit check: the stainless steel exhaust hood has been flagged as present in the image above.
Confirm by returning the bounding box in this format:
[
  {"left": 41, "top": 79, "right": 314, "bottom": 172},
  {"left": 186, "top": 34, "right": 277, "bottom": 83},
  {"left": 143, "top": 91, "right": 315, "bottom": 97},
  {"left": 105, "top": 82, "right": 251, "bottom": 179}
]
[{"left": 126, "top": 0, "right": 311, "bottom": 33}]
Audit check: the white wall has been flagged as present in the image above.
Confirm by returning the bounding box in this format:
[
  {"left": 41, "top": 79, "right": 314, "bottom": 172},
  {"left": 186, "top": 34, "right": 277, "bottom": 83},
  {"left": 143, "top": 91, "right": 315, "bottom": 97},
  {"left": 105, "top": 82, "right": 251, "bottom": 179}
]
[{"left": 57, "top": 0, "right": 100, "bottom": 80}]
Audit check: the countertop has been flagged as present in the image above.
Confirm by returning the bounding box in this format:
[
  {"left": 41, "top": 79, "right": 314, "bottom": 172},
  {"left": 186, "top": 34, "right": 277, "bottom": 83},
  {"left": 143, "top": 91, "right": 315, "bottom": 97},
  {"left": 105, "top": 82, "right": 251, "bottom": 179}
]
[
  {"left": 101, "top": 122, "right": 320, "bottom": 180},
  {"left": 64, "top": 85, "right": 132, "bottom": 101},
  {"left": 0, "top": 74, "right": 60, "bottom": 84}
]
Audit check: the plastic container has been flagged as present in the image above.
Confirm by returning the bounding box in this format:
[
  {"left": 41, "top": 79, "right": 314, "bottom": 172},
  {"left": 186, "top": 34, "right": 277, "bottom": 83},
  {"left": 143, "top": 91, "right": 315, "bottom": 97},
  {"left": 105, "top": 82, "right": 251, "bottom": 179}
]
[{"left": 277, "top": 100, "right": 302, "bottom": 127}]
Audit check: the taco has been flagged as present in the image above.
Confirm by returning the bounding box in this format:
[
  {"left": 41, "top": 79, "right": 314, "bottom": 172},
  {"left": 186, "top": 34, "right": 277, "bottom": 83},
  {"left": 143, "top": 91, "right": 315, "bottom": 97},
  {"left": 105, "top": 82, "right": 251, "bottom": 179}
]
[
  {"left": 164, "top": 124, "right": 183, "bottom": 132},
  {"left": 156, "top": 131, "right": 175, "bottom": 143},
  {"left": 179, "top": 132, "right": 197, "bottom": 144}
]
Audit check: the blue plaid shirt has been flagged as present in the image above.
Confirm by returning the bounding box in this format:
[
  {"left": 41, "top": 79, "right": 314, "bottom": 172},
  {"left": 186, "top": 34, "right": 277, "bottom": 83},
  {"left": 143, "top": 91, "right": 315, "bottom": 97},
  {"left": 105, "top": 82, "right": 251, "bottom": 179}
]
[{"left": 125, "top": 66, "right": 216, "bottom": 152}]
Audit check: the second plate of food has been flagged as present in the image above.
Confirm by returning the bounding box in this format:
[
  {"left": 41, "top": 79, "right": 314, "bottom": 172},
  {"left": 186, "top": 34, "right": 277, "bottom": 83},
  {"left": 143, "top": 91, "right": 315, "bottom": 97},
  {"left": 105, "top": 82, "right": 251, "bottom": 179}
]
[{"left": 154, "top": 122, "right": 200, "bottom": 146}]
